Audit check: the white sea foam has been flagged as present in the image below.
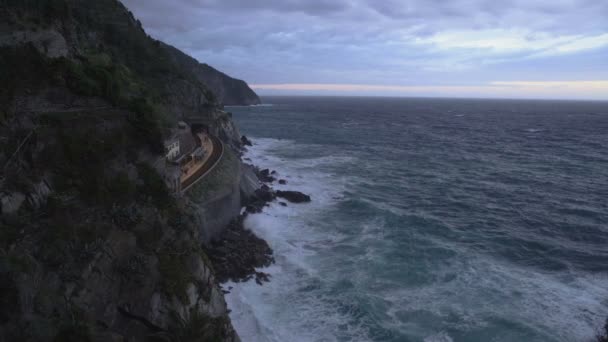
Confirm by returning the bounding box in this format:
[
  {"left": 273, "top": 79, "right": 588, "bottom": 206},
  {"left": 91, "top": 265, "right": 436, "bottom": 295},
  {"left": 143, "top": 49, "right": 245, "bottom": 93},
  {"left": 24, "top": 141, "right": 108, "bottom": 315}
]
[
  {"left": 225, "top": 137, "right": 367, "bottom": 342},
  {"left": 225, "top": 104, "right": 275, "bottom": 108},
  {"left": 380, "top": 255, "right": 608, "bottom": 341},
  {"left": 225, "top": 137, "right": 608, "bottom": 342},
  {"left": 525, "top": 128, "right": 545, "bottom": 133},
  {"left": 424, "top": 332, "right": 454, "bottom": 342}
]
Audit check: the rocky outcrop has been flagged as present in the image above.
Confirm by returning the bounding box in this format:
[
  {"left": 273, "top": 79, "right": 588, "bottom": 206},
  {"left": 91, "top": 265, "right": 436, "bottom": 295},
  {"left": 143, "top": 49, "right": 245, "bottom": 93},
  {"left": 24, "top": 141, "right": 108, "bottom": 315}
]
[
  {"left": 257, "top": 168, "right": 277, "bottom": 183},
  {"left": 207, "top": 215, "right": 274, "bottom": 285},
  {"left": 276, "top": 190, "right": 312, "bottom": 203},
  {"left": 241, "top": 135, "right": 253, "bottom": 147},
  {"left": 0, "top": 30, "right": 69, "bottom": 58}
]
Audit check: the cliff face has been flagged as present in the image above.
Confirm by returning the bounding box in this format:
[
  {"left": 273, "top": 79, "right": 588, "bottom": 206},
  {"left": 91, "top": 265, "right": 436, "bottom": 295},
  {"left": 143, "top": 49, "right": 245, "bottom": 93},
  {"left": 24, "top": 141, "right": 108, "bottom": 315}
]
[
  {"left": 0, "top": 1, "right": 259, "bottom": 341},
  {"left": 163, "top": 44, "right": 261, "bottom": 106}
]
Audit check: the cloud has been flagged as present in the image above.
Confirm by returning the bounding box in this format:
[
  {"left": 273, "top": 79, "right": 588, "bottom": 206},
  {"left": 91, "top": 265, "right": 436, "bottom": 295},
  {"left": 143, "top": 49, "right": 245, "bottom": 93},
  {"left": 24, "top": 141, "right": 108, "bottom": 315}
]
[
  {"left": 121, "top": 0, "right": 608, "bottom": 99},
  {"left": 413, "top": 29, "right": 608, "bottom": 58},
  {"left": 251, "top": 81, "right": 608, "bottom": 100}
]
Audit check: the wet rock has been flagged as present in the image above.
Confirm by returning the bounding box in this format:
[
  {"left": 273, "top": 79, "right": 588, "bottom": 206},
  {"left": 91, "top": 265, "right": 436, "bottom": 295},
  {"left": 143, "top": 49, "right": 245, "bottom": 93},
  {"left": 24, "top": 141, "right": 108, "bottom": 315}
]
[
  {"left": 245, "top": 201, "right": 265, "bottom": 214},
  {"left": 257, "top": 169, "right": 276, "bottom": 183},
  {"left": 275, "top": 190, "right": 311, "bottom": 203},
  {"left": 278, "top": 179, "right": 287, "bottom": 185},
  {"left": 279, "top": 202, "right": 287, "bottom": 207},
  {"left": 241, "top": 135, "right": 253, "bottom": 147},
  {"left": 255, "top": 272, "right": 271, "bottom": 285},
  {"left": 207, "top": 215, "right": 274, "bottom": 284}
]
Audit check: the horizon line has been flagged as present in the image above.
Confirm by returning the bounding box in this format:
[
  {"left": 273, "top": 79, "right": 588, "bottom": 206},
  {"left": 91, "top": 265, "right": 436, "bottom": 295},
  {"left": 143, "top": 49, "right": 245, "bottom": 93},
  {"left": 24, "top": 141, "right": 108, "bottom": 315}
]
[
  {"left": 249, "top": 81, "right": 608, "bottom": 101},
  {"left": 245, "top": 93, "right": 608, "bottom": 103}
]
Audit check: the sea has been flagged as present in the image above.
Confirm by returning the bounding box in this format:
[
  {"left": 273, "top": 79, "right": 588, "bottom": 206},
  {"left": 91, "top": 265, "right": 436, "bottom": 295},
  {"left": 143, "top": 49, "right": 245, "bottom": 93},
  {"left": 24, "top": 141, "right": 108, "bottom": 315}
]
[{"left": 224, "top": 96, "right": 608, "bottom": 342}]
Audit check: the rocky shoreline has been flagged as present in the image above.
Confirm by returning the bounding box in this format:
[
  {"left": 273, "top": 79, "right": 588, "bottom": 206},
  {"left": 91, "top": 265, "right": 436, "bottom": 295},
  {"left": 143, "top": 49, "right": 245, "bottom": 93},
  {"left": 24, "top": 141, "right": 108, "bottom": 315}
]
[{"left": 206, "top": 136, "right": 312, "bottom": 289}]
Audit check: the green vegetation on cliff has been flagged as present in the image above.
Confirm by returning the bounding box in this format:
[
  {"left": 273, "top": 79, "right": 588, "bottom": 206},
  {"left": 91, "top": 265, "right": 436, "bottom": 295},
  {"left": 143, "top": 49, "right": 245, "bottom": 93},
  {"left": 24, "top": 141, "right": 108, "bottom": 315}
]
[{"left": 0, "top": 1, "right": 245, "bottom": 341}]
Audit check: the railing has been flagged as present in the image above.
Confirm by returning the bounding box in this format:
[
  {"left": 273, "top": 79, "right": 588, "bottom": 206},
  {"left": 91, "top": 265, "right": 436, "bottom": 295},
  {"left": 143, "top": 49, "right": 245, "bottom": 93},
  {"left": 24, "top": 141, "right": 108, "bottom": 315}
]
[{"left": 180, "top": 134, "right": 224, "bottom": 193}]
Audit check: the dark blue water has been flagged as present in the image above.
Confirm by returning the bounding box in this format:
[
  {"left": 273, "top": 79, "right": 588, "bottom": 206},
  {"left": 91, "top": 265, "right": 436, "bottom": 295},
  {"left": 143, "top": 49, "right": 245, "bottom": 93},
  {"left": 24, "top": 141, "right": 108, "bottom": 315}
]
[{"left": 225, "top": 97, "right": 608, "bottom": 342}]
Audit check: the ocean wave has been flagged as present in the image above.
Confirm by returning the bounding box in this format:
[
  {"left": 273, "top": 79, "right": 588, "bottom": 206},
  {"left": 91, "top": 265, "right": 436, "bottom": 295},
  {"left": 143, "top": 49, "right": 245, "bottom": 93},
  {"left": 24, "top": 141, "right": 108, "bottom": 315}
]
[
  {"left": 226, "top": 137, "right": 370, "bottom": 342},
  {"left": 378, "top": 255, "right": 608, "bottom": 341},
  {"left": 228, "top": 98, "right": 608, "bottom": 342}
]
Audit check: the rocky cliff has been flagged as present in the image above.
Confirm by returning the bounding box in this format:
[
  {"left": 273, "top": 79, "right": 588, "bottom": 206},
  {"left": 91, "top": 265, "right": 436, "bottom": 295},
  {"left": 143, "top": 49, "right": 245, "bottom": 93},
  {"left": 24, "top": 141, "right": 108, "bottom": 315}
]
[
  {"left": 162, "top": 44, "right": 261, "bottom": 106},
  {"left": 0, "top": 0, "right": 261, "bottom": 341}
]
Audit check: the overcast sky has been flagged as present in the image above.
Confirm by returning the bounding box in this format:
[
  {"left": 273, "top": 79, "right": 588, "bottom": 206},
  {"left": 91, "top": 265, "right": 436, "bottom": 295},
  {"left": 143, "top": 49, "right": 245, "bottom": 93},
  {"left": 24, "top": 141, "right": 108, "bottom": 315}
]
[{"left": 122, "top": 0, "right": 608, "bottom": 99}]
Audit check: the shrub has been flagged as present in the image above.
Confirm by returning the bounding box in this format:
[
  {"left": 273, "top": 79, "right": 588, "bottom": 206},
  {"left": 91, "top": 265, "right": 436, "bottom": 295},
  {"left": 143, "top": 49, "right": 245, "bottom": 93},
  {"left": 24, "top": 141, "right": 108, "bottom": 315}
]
[
  {"left": 105, "top": 171, "right": 136, "bottom": 203},
  {"left": 136, "top": 163, "right": 171, "bottom": 208},
  {"left": 128, "top": 98, "right": 165, "bottom": 153},
  {"left": 157, "top": 252, "right": 192, "bottom": 305},
  {"left": 65, "top": 55, "right": 138, "bottom": 105}
]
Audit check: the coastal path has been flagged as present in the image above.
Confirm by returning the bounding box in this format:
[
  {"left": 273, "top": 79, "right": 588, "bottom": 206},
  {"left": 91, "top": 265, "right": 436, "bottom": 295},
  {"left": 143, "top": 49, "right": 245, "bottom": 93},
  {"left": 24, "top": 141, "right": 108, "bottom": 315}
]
[{"left": 180, "top": 134, "right": 224, "bottom": 193}]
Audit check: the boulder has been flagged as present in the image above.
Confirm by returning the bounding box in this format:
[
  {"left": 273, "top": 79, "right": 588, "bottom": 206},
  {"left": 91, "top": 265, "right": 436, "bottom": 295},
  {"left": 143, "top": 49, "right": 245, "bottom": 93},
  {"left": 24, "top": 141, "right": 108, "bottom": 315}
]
[
  {"left": 254, "top": 187, "right": 275, "bottom": 203},
  {"left": 207, "top": 215, "right": 274, "bottom": 284},
  {"left": 257, "top": 169, "right": 275, "bottom": 183},
  {"left": 241, "top": 135, "right": 253, "bottom": 147},
  {"left": 278, "top": 179, "right": 287, "bottom": 185},
  {"left": 275, "top": 191, "right": 311, "bottom": 203}
]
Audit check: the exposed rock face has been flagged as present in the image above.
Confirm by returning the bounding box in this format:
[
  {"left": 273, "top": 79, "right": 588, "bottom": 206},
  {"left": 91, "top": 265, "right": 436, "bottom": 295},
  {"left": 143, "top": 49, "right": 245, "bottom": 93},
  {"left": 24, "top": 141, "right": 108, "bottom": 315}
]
[
  {"left": 207, "top": 215, "right": 274, "bottom": 284},
  {"left": 0, "top": 110, "right": 241, "bottom": 341},
  {"left": 1, "top": 203, "right": 240, "bottom": 342},
  {"left": 0, "top": 30, "right": 69, "bottom": 58},
  {"left": 241, "top": 135, "right": 253, "bottom": 147}
]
